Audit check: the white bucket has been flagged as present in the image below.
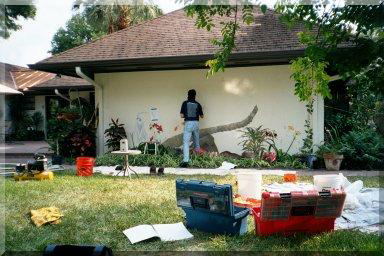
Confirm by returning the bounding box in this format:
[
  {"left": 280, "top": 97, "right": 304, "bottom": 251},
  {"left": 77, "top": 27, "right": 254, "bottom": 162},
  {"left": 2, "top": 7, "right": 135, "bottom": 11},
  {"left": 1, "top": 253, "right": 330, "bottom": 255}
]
[
  {"left": 235, "top": 171, "right": 262, "bottom": 200},
  {"left": 313, "top": 173, "right": 343, "bottom": 191}
]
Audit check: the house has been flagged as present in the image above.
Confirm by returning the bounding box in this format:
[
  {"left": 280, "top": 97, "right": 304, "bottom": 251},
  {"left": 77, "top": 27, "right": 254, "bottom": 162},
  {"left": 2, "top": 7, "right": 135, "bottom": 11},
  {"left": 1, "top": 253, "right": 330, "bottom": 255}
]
[
  {"left": 0, "top": 62, "right": 93, "bottom": 139},
  {"left": 30, "top": 8, "right": 324, "bottom": 155}
]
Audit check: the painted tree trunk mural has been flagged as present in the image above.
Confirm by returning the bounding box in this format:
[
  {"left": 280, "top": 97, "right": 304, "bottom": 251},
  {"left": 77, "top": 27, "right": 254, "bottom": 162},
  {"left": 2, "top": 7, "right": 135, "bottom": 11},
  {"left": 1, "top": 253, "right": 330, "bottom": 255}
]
[{"left": 162, "top": 105, "right": 258, "bottom": 152}]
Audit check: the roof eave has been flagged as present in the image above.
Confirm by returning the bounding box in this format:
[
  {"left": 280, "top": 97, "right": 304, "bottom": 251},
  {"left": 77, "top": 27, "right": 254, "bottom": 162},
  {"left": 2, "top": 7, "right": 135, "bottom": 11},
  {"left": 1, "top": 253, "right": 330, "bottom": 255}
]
[{"left": 29, "top": 49, "right": 305, "bottom": 77}]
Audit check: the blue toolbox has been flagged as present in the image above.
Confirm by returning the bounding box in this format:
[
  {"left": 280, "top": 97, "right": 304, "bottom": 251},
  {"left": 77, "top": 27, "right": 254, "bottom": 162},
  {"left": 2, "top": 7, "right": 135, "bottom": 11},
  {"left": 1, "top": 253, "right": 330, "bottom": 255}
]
[{"left": 176, "top": 179, "right": 249, "bottom": 235}]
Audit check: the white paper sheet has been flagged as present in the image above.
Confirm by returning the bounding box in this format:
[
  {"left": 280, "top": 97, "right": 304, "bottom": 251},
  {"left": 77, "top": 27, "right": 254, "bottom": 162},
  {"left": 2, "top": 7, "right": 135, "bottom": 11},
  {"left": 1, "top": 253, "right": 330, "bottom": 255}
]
[
  {"left": 123, "top": 224, "right": 158, "bottom": 244},
  {"left": 123, "top": 222, "right": 193, "bottom": 244},
  {"left": 216, "top": 161, "right": 237, "bottom": 170},
  {"left": 153, "top": 222, "right": 193, "bottom": 242}
]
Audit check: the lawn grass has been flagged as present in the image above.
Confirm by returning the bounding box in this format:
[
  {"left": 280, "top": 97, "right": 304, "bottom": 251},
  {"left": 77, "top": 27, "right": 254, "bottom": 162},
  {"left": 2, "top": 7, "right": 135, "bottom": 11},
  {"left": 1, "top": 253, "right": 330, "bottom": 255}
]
[{"left": 4, "top": 171, "right": 383, "bottom": 252}]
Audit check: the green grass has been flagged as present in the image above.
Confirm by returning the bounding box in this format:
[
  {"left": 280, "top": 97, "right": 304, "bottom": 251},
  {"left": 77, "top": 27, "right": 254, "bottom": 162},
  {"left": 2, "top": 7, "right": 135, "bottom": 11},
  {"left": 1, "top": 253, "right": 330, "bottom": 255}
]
[{"left": 4, "top": 172, "right": 383, "bottom": 252}]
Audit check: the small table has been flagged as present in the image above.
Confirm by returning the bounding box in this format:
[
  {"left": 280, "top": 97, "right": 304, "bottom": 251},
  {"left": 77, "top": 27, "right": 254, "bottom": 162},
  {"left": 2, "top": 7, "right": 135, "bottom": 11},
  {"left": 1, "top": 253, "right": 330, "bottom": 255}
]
[{"left": 111, "top": 150, "right": 141, "bottom": 178}]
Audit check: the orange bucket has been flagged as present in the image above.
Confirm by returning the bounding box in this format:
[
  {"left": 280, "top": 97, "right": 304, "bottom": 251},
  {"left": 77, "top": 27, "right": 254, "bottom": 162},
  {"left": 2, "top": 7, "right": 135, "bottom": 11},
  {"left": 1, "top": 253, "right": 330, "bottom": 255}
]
[{"left": 76, "top": 157, "right": 95, "bottom": 176}]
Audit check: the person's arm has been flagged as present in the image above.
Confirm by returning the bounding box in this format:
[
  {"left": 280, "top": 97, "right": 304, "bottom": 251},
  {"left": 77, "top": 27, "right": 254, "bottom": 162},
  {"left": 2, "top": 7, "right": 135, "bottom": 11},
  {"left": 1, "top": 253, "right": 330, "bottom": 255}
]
[
  {"left": 198, "top": 103, "right": 204, "bottom": 118},
  {"left": 180, "top": 102, "right": 186, "bottom": 119}
]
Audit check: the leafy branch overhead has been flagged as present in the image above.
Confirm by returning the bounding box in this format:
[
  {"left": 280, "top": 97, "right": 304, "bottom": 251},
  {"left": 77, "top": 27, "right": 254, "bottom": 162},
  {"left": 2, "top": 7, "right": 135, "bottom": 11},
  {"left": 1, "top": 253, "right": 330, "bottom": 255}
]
[
  {"left": 183, "top": 2, "right": 383, "bottom": 94},
  {"left": 1, "top": 2, "right": 36, "bottom": 39},
  {"left": 181, "top": 1, "right": 267, "bottom": 76}
]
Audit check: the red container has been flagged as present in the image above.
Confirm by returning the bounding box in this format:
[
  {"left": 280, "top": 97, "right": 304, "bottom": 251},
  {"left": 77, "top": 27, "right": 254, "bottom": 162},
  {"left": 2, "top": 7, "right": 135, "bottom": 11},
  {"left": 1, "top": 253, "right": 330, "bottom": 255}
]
[
  {"left": 252, "top": 207, "right": 336, "bottom": 236},
  {"left": 76, "top": 157, "right": 94, "bottom": 176},
  {"left": 252, "top": 189, "right": 345, "bottom": 236}
]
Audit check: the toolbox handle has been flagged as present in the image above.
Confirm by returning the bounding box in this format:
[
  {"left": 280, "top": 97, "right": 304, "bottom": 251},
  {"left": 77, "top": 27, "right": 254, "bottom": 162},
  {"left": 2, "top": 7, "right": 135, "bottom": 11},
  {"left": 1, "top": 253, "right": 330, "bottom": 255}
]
[
  {"left": 190, "top": 196, "right": 209, "bottom": 210},
  {"left": 319, "top": 191, "right": 331, "bottom": 197}
]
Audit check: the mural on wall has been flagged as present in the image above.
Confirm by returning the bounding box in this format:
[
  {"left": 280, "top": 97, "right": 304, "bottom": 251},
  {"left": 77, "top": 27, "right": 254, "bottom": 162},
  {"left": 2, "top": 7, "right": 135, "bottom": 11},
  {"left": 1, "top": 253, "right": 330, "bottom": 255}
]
[
  {"left": 135, "top": 112, "right": 148, "bottom": 145},
  {"left": 162, "top": 105, "right": 258, "bottom": 152},
  {"left": 134, "top": 107, "right": 164, "bottom": 146}
]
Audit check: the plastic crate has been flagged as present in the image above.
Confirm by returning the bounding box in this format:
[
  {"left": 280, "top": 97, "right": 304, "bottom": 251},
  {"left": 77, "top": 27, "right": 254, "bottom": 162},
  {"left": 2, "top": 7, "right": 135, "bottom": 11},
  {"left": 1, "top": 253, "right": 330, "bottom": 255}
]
[
  {"left": 252, "top": 189, "right": 345, "bottom": 236},
  {"left": 252, "top": 207, "right": 336, "bottom": 236},
  {"left": 176, "top": 179, "right": 250, "bottom": 235},
  {"left": 183, "top": 206, "right": 249, "bottom": 235}
]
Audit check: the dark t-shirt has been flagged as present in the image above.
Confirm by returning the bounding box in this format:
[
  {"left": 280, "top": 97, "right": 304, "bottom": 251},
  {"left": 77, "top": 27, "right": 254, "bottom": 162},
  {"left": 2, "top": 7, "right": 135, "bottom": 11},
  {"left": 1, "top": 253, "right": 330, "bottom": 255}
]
[{"left": 180, "top": 100, "right": 203, "bottom": 121}]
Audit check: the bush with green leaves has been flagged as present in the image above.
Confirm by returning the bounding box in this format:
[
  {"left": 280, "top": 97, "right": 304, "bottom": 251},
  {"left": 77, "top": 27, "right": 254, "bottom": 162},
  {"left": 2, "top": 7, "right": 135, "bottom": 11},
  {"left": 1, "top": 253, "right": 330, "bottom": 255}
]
[
  {"left": 104, "top": 118, "right": 127, "bottom": 151},
  {"left": 30, "top": 112, "right": 43, "bottom": 131},
  {"left": 238, "top": 126, "right": 277, "bottom": 159},
  {"left": 95, "top": 151, "right": 305, "bottom": 169},
  {"left": 340, "top": 129, "right": 384, "bottom": 170},
  {"left": 46, "top": 103, "right": 96, "bottom": 157}
]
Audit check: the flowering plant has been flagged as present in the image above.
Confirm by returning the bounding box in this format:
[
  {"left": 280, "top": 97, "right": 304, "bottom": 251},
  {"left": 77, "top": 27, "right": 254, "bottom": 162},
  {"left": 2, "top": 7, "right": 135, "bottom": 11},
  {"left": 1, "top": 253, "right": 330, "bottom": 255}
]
[{"left": 262, "top": 151, "right": 277, "bottom": 163}]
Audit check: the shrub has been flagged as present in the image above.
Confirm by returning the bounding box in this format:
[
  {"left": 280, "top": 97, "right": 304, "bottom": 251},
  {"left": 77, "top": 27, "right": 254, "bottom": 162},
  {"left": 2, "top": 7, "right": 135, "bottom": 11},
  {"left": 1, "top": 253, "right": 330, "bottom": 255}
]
[
  {"left": 46, "top": 104, "right": 96, "bottom": 157},
  {"left": 137, "top": 142, "right": 170, "bottom": 155},
  {"left": 104, "top": 118, "right": 127, "bottom": 151},
  {"left": 95, "top": 153, "right": 124, "bottom": 166},
  {"left": 340, "top": 129, "right": 384, "bottom": 169},
  {"left": 95, "top": 151, "right": 306, "bottom": 169},
  {"left": 238, "top": 126, "right": 277, "bottom": 158}
]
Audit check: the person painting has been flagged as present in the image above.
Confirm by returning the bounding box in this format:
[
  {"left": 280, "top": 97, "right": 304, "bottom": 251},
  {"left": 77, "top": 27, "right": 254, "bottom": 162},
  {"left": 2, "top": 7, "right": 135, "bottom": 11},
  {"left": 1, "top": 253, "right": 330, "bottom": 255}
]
[{"left": 179, "top": 89, "right": 204, "bottom": 167}]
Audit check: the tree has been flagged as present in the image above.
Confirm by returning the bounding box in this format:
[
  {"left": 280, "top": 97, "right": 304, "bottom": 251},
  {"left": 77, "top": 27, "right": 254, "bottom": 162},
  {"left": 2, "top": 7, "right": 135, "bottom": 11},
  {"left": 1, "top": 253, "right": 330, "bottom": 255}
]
[
  {"left": 50, "top": 13, "right": 106, "bottom": 54},
  {"left": 73, "top": 0, "right": 163, "bottom": 34},
  {"left": 50, "top": 0, "right": 163, "bottom": 54},
  {"left": 0, "top": 2, "right": 36, "bottom": 39},
  {"left": 182, "top": 2, "right": 383, "bottom": 80},
  {"left": 182, "top": 1, "right": 384, "bottom": 152}
]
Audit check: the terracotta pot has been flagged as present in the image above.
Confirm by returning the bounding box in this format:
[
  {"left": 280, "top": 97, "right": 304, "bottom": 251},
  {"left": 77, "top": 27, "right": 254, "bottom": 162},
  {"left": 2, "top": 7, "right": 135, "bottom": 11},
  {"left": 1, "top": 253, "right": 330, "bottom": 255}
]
[{"left": 323, "top": 153, "right": 344, "bottom": 171}]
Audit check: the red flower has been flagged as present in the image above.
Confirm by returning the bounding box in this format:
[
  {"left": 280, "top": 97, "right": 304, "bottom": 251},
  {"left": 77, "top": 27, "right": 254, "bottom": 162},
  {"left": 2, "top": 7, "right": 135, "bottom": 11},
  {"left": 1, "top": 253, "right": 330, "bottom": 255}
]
[{"left": 262, "top": 152, "right": 276, "bottom": 163}]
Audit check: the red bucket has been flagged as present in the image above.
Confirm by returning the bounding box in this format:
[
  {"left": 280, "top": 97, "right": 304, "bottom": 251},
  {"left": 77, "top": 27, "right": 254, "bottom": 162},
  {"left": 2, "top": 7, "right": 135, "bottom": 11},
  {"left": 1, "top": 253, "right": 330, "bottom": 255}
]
[{"left": 76, "top": 157, "right": 94, "bottom": 176}]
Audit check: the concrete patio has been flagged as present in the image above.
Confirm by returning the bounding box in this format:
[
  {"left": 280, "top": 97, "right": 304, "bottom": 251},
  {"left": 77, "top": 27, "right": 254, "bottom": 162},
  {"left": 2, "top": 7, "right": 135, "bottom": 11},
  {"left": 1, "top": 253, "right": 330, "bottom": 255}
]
[{"left": 0, "top": 141, "right": 52, "bottom": 163}]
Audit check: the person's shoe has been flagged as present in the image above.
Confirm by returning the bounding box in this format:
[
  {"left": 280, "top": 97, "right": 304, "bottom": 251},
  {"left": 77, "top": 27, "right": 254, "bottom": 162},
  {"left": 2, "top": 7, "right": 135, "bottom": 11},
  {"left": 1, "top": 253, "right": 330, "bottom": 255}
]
[
  {"left": 179, "top": 162, "right": 189, "bottom": 168},
  {"left": 149, "top": 165, "right": 157, "bottom": 175},
  {"left": 157, "top": 166, "right": 164, "bottom": 175}
]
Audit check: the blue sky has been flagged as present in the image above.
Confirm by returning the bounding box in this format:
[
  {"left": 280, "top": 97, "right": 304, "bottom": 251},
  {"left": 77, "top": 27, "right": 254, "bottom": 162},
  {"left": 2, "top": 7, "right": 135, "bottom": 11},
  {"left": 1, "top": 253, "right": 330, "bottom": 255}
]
[{"left": 0, "top": 0, "right": 183, "bottom": 67}]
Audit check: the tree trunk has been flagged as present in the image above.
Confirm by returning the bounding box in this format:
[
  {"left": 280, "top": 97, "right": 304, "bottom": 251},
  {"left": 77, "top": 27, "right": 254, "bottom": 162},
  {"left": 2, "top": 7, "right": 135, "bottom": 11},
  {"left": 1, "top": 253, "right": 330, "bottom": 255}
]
[{"left": 162, "top": 105, "right": 258, "bottom": 148}]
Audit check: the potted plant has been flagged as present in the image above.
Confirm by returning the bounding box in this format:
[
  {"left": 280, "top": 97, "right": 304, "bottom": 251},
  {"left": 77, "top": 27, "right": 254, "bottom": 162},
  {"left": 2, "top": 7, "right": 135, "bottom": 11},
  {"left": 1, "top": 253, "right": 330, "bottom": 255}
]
[
  {"left": 104, "top": 118, "right": 127, "bottom": 151},
  {"left": 317, "top": 127, "right": 344, "bottom": 171}
]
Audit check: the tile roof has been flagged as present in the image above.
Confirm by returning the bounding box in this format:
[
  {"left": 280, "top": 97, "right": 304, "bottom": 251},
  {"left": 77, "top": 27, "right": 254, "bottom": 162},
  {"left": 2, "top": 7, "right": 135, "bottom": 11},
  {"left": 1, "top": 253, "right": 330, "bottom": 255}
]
[
  {"left": 34, "top": 8, "right": 305, "bottom": 66},
  {"left": 0, "top": 62, "right": 28, "bottom": 89},
  {"left": 32, "top": 74, "right": 93, "bottom": 90},
  {"left": 11, "top": 70, "right": 55, "bottom": 90},
  {"left": 0, "top": 62, "right": 91, "bottom": 92}
]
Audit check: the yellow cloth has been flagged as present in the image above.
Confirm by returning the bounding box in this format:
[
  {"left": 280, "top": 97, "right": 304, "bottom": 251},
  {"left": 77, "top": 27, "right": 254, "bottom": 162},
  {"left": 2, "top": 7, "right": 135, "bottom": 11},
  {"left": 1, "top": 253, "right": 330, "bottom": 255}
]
[{"left": 30, "top": 207, "right": 63, "bottom": 227}]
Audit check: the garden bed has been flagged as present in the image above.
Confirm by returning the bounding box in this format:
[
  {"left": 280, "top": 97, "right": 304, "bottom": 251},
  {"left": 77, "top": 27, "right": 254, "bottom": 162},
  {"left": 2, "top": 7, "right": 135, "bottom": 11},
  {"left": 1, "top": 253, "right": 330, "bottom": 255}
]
[{"left": 95, "top": 153, "right": 306, "bottom": 169}]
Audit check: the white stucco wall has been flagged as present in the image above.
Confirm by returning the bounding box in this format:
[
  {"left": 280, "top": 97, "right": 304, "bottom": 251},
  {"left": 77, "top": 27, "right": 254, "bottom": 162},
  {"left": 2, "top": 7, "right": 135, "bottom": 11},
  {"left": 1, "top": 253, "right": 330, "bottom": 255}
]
[{"left": 95, "top": 65, "right": 324, "bottom": 155}]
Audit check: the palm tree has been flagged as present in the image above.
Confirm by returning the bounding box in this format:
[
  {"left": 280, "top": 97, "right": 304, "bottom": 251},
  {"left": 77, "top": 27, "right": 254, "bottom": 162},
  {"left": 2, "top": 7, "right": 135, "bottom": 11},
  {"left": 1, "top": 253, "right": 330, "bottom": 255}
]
[{"left": 73, "top": 0, "right": 163, "bottom": 34}]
